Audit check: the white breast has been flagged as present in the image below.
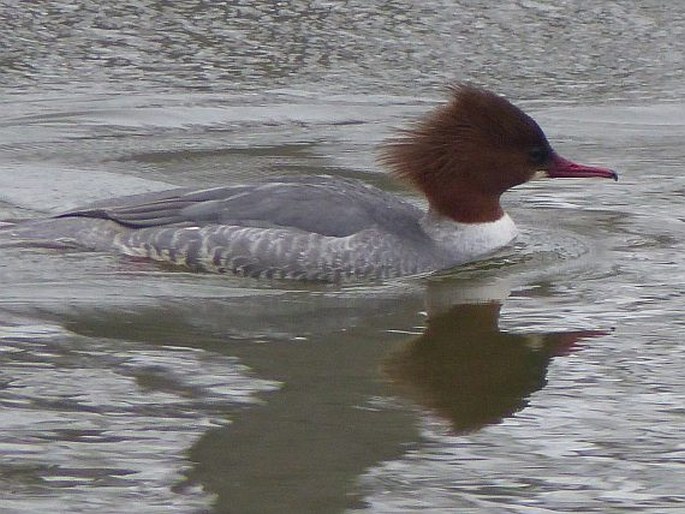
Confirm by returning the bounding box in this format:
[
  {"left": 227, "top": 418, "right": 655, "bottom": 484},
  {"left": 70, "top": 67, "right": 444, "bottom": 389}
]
[{"left": 420, "top": 213, "right": 518, "bottom": 266}]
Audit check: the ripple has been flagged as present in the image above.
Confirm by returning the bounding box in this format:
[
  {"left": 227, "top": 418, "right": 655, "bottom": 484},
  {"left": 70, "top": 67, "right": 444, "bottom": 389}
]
[{"left": 0, "top": 319, "right": 279, "bottom": 513}]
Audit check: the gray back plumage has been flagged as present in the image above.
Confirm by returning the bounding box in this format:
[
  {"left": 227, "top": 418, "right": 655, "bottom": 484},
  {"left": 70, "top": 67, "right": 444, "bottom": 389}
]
[{"left": 45, "top": 176, "right": 441, "bottom": 281}]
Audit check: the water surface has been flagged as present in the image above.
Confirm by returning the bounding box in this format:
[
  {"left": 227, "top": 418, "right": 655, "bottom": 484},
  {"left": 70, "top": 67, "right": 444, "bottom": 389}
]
[{"left": 1, "top": 2, "right": 684, "bottom": 513}]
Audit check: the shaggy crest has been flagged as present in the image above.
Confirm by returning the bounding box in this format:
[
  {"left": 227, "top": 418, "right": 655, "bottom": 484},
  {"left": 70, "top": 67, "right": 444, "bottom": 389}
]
[{"left": 379, "top": 84, "right": 551, "bottom": 194}]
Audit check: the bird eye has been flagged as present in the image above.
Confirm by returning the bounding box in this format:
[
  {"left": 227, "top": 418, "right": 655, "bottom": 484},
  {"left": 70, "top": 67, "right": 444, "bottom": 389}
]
[{"left": 529, "top": 146, "right": 549, "bottom": 166}]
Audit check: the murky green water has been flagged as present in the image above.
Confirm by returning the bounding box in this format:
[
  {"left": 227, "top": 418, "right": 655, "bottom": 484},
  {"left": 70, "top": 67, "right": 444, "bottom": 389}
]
[{"left": 1, "top": 2, "right": 684, "bottom": 513}]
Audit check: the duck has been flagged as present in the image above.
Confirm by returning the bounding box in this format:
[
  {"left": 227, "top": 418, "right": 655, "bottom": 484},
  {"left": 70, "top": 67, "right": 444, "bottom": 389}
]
[{"left": 5, "top": 85, "right": 617, "bottom": 281}]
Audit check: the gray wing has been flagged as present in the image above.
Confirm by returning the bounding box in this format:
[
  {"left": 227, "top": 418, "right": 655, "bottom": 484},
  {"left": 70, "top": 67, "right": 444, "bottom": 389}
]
[{"left": 55, "top": 175, "right": 426, "bottom": 238}]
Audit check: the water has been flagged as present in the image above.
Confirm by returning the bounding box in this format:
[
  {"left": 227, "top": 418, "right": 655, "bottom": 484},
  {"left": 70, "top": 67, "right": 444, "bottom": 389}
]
[{"left": 1, "top": 1, "right": 684, "bottom": 513}]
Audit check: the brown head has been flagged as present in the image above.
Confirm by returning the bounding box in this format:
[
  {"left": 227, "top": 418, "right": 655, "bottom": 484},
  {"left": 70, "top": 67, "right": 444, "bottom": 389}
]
[{"left": 379, "top": 85, "right": 617, "bottom": 223}]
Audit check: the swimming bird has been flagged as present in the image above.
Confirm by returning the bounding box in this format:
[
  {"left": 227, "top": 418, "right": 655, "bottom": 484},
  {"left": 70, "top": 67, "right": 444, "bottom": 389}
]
[{"left": 5, "top": 85, "right": 617, "bottom": 281}]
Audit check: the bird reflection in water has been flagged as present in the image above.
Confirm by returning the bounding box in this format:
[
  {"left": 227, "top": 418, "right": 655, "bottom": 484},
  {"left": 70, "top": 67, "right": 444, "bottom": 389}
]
[{"left": 384, "top": 301, "right": 609, "bottom": 433}]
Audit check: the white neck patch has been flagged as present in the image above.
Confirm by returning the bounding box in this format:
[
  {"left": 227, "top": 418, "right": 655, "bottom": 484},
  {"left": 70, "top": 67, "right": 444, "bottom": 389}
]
[{"left": 421, "top": 212, "right": 518, "bottom": 265}]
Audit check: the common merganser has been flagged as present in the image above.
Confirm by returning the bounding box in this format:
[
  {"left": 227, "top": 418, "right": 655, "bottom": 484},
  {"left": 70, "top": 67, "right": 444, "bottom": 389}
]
[{"left": 5, "top": 85, "right": 617, "bottom": 281}]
